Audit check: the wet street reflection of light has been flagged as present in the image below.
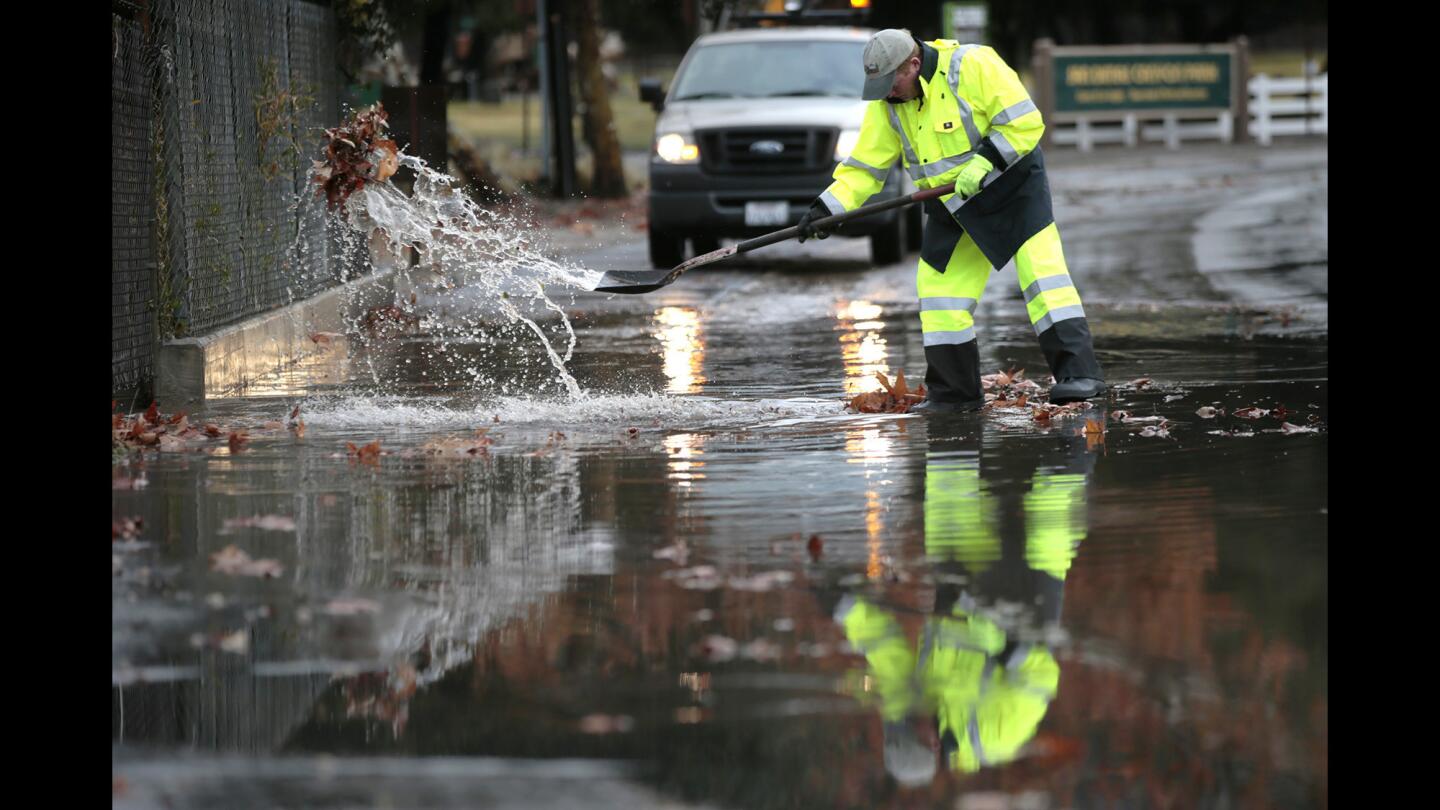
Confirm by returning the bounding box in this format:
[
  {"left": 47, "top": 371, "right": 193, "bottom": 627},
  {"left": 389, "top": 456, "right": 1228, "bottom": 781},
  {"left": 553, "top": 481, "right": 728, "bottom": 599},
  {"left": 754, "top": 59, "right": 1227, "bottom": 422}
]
[
  {"left": 665, "top": 433, "right": 706, "bottom": 488},
  {"left": 844, "top": 428, "right": 894, "bottom": 471},
  {"left": 654, "top": 306, "right": 706, "bottom": 394},
  {"left": 835, "top": 300, "right": 891, "bottom": 396},
  {"left": 865, "top": 490, "right": 885, "bottom": 581}
]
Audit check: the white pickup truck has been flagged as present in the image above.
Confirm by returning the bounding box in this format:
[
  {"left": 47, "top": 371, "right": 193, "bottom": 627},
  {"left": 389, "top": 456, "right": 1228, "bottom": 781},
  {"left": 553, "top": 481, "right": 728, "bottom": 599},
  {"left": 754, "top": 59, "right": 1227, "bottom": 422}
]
[{"left": 639, "top": 26, "right": 921, "bottom": 269}]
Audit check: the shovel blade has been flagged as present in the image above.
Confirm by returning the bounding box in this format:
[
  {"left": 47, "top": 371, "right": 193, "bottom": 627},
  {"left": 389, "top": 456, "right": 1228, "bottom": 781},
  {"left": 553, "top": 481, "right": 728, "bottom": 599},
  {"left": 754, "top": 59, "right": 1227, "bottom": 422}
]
[
  {"left": 590, "top": 245, "right": 739, "bottom": 294},
  {"left": 591, "top": 268, "right": 681, "bottom": 294}
]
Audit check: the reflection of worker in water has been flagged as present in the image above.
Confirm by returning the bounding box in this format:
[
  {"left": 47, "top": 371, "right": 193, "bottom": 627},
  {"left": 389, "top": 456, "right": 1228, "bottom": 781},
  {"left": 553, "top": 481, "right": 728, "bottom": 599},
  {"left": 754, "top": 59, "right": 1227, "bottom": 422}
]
[{"left": 833, "top": 431, "right": 1093, "bottom": 786}]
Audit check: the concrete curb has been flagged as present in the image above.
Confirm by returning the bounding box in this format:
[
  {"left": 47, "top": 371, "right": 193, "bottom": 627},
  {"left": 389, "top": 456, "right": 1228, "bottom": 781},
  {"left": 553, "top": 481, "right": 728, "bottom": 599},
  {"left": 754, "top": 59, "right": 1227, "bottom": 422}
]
[{"left": 156, "top": 269, "right": 399, "bottom": 410}]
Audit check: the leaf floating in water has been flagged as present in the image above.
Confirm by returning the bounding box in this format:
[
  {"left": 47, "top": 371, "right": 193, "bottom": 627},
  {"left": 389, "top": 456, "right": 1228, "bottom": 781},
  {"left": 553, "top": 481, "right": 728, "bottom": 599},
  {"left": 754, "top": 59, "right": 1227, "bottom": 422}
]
[
  {"left": 221, "top": 515, "right": 297, "bottom": 533},
  {"left": 347, "top": 440, "right": 383, "bottom": 465},
  {"left": 209, "top": 545, "right": 284, "bottom": 578},
  {"left": 1195, "top": 406, "right": 1219, "bottom": 419},
  {"left": 846, "top": 370, "right": 926, "bottom": 413},
  {"left": 579, "top": 714, "right": 635, "bottom": 735}
]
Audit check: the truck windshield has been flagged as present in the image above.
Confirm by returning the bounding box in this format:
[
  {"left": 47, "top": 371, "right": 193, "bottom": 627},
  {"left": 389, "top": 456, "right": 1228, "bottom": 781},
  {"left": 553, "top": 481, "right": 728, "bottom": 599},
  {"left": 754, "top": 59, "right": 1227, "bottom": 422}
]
[{"left": 671, "top": 40, "right": 866, "bottom": 101}]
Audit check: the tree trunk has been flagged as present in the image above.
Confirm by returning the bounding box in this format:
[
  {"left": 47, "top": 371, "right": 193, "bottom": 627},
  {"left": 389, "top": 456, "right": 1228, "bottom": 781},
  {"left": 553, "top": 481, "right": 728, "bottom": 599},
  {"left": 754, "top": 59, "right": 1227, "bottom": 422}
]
[{"left": 568, "top": 0, "right": 627, "bottom": 198}]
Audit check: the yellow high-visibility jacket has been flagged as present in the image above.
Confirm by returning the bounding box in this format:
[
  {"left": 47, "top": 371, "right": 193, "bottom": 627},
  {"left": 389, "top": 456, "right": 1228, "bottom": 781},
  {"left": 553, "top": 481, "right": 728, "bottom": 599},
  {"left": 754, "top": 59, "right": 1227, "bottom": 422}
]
[
  {"left": 822, "top": 39, "right": 1053, "bottom": 270},
  {"left": 835, "top": 595, "right": 1059, "bottom": 773}
]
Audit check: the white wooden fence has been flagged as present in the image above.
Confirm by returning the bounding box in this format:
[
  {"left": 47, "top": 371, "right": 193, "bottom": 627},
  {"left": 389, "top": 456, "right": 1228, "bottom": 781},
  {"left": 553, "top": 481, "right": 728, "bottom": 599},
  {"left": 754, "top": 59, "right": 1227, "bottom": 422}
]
[
  {"left": 1248, "top": 73, "right": 1328, "bottom": 144},
  {"left": 1050, "top": 73, "right": 1327, "bottom": 150}
]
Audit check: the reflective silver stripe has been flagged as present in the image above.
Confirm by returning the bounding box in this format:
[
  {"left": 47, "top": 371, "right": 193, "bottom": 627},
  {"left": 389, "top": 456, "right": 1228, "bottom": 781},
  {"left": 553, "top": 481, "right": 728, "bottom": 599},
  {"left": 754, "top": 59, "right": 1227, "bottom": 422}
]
[
  {"left": 968, "top": 715, "right": 989, "bottom": 766},
  {"left": 946, "top": 47, "right": 984, "bottom": 146},
  {"left": 1023, "top": 274, "right": 1076, "bottom": 303},
  {"left": 990, "top": 131, "right": 1021, "bottom": 166},
  {"left": 819, "top": 190, "right": 845, "bottom": 215},
  {"left": 832, "top": 594, "right": 858, "bottom": 624},
  {"left": 915, "top": 623, "right": 937, "bottom": 674},
  {"left": 991, "top": 99, "right": 1038, "bottom": 125},
  {"left": 1032, "top": 305, "right": 1086, "bottom": 334},
  {"left": 943, "top": 193, "right": 966, "bottom": 216},
  {"left": 915, "top": 152, "right": 973, "bottom": 180},
  {"left": 953, "top": 96, "right": 983, "bottom": 149},
  {"left": 923, "top": 328, "right": 977, "bottom": 346},
  {"left": 979, "top": 658, "right": 997, "bottom": 694},
  {"left": 920, "top": 297, "right": 978, "bottom": 313},
  {"left": 886, "top": 105, "right": 920, "bottom": 170},
  {"left": 842, "top": 156, "right": 889, "bottom": 183},
  {"left": 1006, "top": 643, "right": 1033, "bottom": 670}
]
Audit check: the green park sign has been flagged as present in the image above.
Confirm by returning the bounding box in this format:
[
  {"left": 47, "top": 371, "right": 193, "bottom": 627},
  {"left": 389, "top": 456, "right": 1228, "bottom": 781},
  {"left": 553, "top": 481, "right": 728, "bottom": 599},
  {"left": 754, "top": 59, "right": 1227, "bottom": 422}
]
[{"left": 1053, "top": 51, "right": 1232, "bottom": 113}]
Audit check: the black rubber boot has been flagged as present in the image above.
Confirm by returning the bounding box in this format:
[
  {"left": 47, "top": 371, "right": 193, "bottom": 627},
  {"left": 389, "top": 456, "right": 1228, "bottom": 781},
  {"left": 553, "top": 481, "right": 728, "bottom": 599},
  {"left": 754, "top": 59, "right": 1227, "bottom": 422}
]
[
  {"left": 1037, "top": 318, "right": 1106, "bottom": 403},
  {"left": 922, "top": 340, "right": 984, "bottom": 411},
  {"left": 912, "top": 397, "right": 983, "bottom": 414}
]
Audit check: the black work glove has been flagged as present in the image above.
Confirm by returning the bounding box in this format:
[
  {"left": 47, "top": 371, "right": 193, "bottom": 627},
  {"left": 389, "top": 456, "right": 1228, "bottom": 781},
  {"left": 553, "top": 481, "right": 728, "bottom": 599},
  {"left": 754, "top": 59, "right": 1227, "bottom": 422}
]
[{"left": 796, "top": 200, "right": 832, "bottom": 243}]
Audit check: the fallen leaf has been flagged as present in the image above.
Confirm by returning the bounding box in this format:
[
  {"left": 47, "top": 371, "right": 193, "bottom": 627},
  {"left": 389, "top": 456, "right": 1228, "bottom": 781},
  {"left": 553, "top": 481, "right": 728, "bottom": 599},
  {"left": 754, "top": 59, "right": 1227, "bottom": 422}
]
[
  {"left": 219, "top": 629, "right": 249, "bottom": 654},
  {"left": 209, "top": 544, "right": 284, "bottom": 577},
  {"left": 654, "top": 543, "right": 689, "bottom": 564},
  {"left": 807, "top": 534, "right": 824, "bottom": 561},
  {"left": 1232, "top": 407, "right": 1269, "bottom": 420},
  {"left": 112, "top": 516, "right": 144, "bottom": 540},
  {"left": 222, "top": 515, "right": 297, "bottom": 532},
  {"left": 741, "top": 638, "right": 783, "bottom": 662},
  {"left": 1279, "top": 422, "right": 1319, "bottom": 434},
  {"left": 1195, "top": 406, "right": 1218, "bottom": 419},
  {"left": 1130, "top": 377, "right": 1153, "bottom": 389},
  {"left": 579, "top": 714, "right": 635, "bottom": 734},
  {"left": 697, "top": 635, "right": 738, "bottom": 663},
  {"left": 323, "top": 598, "right": 383, "bottom": 616},
  {"left": 158, "top": 434, "right": 187, "bottom": 452},
  {"left": 205, "top": 424, "right": 223, "bottom": 437},
  {"left": 144, "top": 401, "right": 160, "bottom": 424},
  {"left": 847, "top": 370, "right": 926, "bottom": 413},
  {"left": 228, "top": 431, "right": 249, "bottom": 453},
  {"left": 347, "top": 440, "right": 383, "bottom": 464}
]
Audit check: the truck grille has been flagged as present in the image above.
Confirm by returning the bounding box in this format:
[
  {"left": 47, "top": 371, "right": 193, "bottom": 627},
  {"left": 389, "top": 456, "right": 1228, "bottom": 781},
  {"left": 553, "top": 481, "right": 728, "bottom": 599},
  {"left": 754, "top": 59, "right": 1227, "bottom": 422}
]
[{"left": 697, "top": 127, "right": 838, "bottom": 174}]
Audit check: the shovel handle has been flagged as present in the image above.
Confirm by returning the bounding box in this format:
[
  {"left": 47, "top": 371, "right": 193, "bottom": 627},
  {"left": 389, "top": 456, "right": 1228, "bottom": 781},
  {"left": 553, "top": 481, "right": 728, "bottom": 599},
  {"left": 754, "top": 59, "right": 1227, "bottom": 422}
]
[{"left": 732, "top": 182, "right": 956, "bottom": 256}]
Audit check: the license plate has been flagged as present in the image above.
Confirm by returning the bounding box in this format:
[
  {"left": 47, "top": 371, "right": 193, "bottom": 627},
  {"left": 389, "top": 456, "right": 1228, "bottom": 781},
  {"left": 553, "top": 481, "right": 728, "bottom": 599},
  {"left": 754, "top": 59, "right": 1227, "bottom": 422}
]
[{"left": 744, "top": 201, "right": 789, "bottom": 227}]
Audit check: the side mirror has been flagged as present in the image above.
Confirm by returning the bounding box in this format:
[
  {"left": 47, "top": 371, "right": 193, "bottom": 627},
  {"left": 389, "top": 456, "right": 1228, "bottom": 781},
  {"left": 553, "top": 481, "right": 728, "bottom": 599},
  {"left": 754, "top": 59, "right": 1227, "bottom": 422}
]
[{"left": 639, "top": 78, "right": 665, "bottom": 112}]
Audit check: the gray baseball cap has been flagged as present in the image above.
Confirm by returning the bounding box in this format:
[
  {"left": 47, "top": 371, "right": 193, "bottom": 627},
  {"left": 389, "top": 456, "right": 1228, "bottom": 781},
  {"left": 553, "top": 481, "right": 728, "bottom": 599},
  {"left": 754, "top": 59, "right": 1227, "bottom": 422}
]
[{"left": 861, "top": 29, "right": 918, "bottom": 101}]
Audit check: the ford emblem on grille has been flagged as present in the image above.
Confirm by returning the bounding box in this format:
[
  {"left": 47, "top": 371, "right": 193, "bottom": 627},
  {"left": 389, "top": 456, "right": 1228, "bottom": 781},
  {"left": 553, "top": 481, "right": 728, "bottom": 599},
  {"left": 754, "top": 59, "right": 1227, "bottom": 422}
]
[{"left": 749, "top": 140, "right": 784, "bottom": 155}]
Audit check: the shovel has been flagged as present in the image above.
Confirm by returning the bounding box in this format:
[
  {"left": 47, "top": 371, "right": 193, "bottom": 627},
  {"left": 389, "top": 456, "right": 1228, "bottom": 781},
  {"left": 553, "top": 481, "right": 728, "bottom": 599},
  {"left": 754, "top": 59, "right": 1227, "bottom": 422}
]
[{"left": 592, "top": 181, "right": 957, "bottom": 294}]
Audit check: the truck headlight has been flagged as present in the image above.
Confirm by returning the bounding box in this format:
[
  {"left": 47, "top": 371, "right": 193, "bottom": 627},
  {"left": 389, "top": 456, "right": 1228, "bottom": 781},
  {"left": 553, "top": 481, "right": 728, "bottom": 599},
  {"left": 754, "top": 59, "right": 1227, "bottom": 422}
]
[
  {"left": 655, "top": 132, "right": 700, "bottom": 164},
  {"left": 834, "top": 129, "right": 860, "bottom": 161}
]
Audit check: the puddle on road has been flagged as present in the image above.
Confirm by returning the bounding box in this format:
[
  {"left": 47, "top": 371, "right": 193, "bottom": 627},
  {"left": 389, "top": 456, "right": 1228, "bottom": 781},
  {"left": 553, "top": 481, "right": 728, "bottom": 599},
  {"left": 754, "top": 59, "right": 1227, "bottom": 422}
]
[{"left": 114, "top": 289, "right": 1326, "bottom": 809}]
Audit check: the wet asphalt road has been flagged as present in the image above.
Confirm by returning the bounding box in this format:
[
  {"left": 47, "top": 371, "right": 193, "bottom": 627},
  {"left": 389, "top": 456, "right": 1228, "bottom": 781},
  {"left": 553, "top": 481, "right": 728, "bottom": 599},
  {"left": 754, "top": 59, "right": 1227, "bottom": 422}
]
[{"left": 113, "top": 142, "right": 1327, "bottom": 810}]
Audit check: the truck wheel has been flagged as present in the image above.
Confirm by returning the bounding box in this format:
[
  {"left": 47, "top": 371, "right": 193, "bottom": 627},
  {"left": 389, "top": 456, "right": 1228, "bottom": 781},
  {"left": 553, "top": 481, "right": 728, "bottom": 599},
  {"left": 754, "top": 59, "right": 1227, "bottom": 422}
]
[
  {"left": 870, "top": 216, "right": 906, "bottom": 265},
  {"left": 691, "top": 236, "right": 721, "bottom": 256},
  {"left": 905, "top": 203, "right": 924, "bottom": 250},
  {"left": 649, "top": 228, "right": 685, "bottom": 268}
]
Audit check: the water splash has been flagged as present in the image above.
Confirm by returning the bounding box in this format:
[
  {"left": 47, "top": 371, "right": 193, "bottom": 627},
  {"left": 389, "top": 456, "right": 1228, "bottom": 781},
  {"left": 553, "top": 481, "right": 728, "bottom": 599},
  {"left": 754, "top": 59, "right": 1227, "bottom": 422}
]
[{"left": 337, "top": 154, "right": 605, "bottom": 398}]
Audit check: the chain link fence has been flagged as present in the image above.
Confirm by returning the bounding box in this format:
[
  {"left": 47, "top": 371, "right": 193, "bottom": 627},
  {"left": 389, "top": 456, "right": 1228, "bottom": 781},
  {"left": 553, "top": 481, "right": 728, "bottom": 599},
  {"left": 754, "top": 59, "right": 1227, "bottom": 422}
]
[{"left": 112, "top": 0, "right": 347, "bottom": 399}]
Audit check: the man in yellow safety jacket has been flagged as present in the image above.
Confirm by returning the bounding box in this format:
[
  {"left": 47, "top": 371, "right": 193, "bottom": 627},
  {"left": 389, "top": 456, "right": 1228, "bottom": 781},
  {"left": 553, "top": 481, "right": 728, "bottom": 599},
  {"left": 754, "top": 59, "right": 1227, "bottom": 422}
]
[
  {"left": 797, "top": 29, "right": 1106, "bottom": 412},
  {"left": 826, "top": 427, "right": 1093, "bottom": 785}
]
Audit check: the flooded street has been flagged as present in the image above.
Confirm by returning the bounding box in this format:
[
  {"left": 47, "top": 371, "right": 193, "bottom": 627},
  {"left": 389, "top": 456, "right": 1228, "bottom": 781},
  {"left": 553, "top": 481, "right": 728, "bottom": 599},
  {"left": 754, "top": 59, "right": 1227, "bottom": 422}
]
[{"left": 113, "top": 144, "right": 1326, "bottom": 809}]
